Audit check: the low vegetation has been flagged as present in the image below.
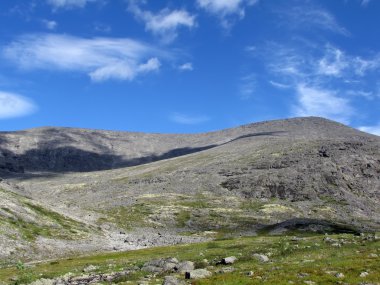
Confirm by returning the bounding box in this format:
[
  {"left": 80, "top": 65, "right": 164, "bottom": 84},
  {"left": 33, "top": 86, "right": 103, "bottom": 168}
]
[{"left": 0, "top": 233, "right": 378, "bottom": 285}]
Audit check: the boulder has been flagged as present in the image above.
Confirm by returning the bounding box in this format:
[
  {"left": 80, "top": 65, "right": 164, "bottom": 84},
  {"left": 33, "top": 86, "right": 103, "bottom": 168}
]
[
  {"left": 185, "top": 269, "right": 212, "bottom": 279},
  {"left": 142, "top": 257, "right": 179, "bottom": 273},
  {"left": 253, "top": 254, "right": 269, "bottom": 263},
  {"left": 175, "top": 261, "right": 194, "bottom": 273},
  {"left": 221, "top": 256, "right": 237, "bottom": 265}
]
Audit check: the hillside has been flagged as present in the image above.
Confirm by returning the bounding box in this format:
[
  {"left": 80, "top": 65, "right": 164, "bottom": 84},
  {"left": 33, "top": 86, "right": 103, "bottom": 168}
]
[{"left": 0, "top": 117, "right": 379, "bottom": 263}]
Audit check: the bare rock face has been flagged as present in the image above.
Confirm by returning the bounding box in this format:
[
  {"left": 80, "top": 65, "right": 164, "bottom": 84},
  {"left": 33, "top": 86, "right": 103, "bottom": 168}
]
[{"left": 0, "top": 117, "right": 379, "bottom": 262}]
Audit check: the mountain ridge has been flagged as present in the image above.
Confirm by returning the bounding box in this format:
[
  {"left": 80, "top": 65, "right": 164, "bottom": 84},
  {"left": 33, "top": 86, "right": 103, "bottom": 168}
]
[
  {"left": 0, "top": 116, "right": 379, "bottom": 263},
  {"left": 0, "top": 116, "right": 377, "bottom": 174}
]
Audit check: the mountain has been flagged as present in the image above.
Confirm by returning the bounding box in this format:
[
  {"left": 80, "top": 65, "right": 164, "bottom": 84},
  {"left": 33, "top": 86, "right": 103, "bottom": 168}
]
[{"left": 0, "top": 117, "right": 379, "bottom": 263}]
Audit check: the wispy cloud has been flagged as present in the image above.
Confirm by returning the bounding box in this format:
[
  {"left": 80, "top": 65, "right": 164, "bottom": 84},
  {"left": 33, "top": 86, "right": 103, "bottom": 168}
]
[
  {"left": 170, "top": 112, "right": 210, "bottom": 125},
  {"left": 361, "top": 0, "right": 371, "bottom": 7},
  {"left": 178, "top": 62, "right": 193, "bottom": 71},
  {"left": 197, "top": 0, "right": 258, "bottom": 28},
  {"left": 239, "top": 74, "right": 256, "bottom": 99},
  {"left": 46, "top": 0, "right": 98, "bottom": 9},
  {"left": 281, "top": 5, "right": 349, "bottom": 36},
  {"left": 293, "top": 84, "right": 353, "bottom": 124},
  {"left": 317, "top": 45, "right": 348, "bottom": 77},
  {"left": 353, "top": 55, "right": 380, "bottom": 76},
  {"left": 2, "top": 34, "right": 167, "bottom": 82},
  {"left": 0, "top": 91, "right": 37, "bottom": 119},
  {"left": 269, "top": 80, "right": 291, "bottom": 89},
  {"left": 94, "top": 22, "right": 111, "bottom": 33},
  {"left": 358, "top": 124, "right": 380, "bottom": 136},
  {"left": 256, "top": 40, "right": 380, "bottom": 124},
  {"left": 41, "top": 19, "right": 58, "bottom": 30},
  {"left": 128, "top": 1, "right": 196, "bottom": 43},
  {"left": 262, "top": 41, "right": 380, "bottom": 89}
]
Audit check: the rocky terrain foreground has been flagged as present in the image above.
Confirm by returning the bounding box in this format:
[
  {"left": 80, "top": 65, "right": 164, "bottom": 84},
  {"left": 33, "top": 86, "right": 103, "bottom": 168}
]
[{"left": 0, "top": 116, "right": 379, "bottom": 283}]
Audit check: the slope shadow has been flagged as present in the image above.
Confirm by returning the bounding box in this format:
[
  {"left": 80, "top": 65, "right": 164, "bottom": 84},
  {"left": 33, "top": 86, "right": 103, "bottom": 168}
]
[
  {"left": 0, "top": 131, "right": 284, "bottom": 177},
  {"left": 259, "top": 218, "right": 361, "bottom": 235}
]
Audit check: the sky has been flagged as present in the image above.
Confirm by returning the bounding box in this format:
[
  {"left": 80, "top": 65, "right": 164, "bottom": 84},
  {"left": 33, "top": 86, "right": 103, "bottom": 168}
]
[{"left": 0, "top": 0, "right": 379, "bottom": 134}]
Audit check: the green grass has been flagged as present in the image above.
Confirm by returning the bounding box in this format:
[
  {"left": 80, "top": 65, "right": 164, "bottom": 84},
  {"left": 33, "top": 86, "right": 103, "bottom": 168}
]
[
  {"left": 1, "top": 233, "right": 378, "bottom": 285},
  {"left": 98, "top": 203, "right": 155, "bottom": 229},
  {"left": 0, "top": 202, "right": 88, "bottom": 242}
]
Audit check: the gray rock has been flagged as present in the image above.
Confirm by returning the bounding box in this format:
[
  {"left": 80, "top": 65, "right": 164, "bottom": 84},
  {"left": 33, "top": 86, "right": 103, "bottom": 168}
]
[
  {"left": 253, "top": 254, "right": 269, "bottom": 263},
  {"left": 142, "top": 265, "right": 163, "bottom": 273},
  {"left": 185, "top": 269, "right": 212, "bottom": 279},
  {"left": 142, "top": 257, "right": 179, "bottom": 273},
  {"left": 176, "top": 261, "right": 194, "bottom": 273},
  {"left": 221, "top": 256, "right": 237, "bottom": 265}
]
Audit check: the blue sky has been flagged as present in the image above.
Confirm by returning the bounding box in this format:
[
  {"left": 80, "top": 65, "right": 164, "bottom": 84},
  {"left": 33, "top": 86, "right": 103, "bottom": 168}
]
[{"left": 0, "top": 0, "right": 379, "bottom": 134}]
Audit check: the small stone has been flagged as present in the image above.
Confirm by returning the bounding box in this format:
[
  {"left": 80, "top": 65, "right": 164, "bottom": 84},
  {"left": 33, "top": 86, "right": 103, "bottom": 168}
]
[
  {"left": 246, "top": 271, "right": 254, "bottom": 276},
  {"left": 304, "top": 281, "right": 315, "bottom": 285},
  {"left": 359, "top": 271, "right": 369, "bottom": 277},
  {"left": 335, "top": 273, "right": 344, "bottom": 278},
  {"left": 185, "top": 269, "right": 212, "bottom": 279},
  {"left": 252, "top": 254, "right": 269, "bottom": 263},
  {"left": 221, "top": 256, "right": 237, "bottom": 265}
]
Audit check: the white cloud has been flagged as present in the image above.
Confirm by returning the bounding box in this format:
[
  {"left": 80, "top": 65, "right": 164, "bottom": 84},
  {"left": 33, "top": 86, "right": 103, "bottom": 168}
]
[
  {"left": 293, "top": 84, "right": 353, "bottom": 124},
  {"left": 128, "top": 2, "right": 196, "bottom": 43},
  {"left": 283, "top": 6, "right": 349, "bottom": 36},
  {"left": 170, "top": 113, "right": 210, "bottom": 125},
  {"left": 358, "top": 125, "right": 380, "bottom": 136},
  {"left": 137, "top": 57, "right": 161, "bottom": 73},
  {"left": 3, "top": 34, "right": 166, "bottom": 82},
  {"left": 197, "top": 0, "right": 257, "bottom": 16},
  {"left": 269, "top": 80, "right": 290, "bottom": 89},
  {"left": 262, "top": 42, "right": 380, "bottom": 91},
  {"left": 42, "top": 20, "right": 57, "bottom": 30},
  {"left": 318, "top": 46, "right": 348, "bottom": 77},
  {"left": 239, "top": 74, "right": 256, "bottom": 99},
  {"left": 197, "top": 0, "right": 258, "bottom": 28},
  {"left": 266, "top": 44, "right": 308, "bottom": 79},
  {"left": 46, "top": 0, "right": 97, "bottom": 9},
  {"left": 178, "top": 62, "right": 193, "bottom": 71},
  {"left": 353, "top": 56, "right": 380, "bottom": 76},
  {"left": 0, "top": 91, "right": 37, "bottom": 119}
]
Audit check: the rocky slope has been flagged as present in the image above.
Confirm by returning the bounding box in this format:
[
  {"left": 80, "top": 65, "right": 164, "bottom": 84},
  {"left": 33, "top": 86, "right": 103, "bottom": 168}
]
[{"left": 0, "top": 117, "right": 379, "bottom": 262}]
